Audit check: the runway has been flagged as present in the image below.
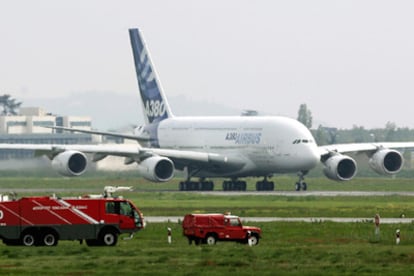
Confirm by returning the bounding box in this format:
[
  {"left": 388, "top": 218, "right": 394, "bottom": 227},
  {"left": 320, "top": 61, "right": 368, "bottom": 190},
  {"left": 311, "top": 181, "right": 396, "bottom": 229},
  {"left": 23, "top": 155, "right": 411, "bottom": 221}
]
[
  {"left": 199, "top": 191, "right": 414, "bottom": 197},
  {"left": 2, "top": 189, "right": 411, "bottom": 224},
  {"left": 2, "top": 189, "right": 414, "bottom": 197},
  {"left": 146, "top": 216, "right": 414, "bottom": 224}
]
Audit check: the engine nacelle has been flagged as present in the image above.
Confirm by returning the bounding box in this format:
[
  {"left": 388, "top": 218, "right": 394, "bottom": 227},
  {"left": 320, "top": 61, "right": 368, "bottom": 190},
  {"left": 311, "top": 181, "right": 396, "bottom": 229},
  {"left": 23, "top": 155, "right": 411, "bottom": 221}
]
[
  {"left": 51, "top": 150, "right": 88, "bottom": 177},
  {"left": 137, "top": 156, "right": 174, "bottom": 182},
  {"left": 323, "top": 154, "right": 357, "bottom": 181},
  {"left": 369, "top": 149, "right": 403, "bottom": 175}
]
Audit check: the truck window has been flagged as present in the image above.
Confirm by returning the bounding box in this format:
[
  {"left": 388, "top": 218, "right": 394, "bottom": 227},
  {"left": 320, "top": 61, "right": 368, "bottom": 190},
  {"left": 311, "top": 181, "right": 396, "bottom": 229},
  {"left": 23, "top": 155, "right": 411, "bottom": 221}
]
[
  {"left": 106, "top": 202, "right": 116, "bottom": 214},
  {"left": 120, "top": 201, "right": 133, "bottom": 216},
  {"left": 106, "top": 201, "right": 122, "bottom": 214},
  {"left": 105, "top": 201, "right": 143, "bottom": 227},
  {"left": 229, "top": 218, "right": 241, "bottom": 227}
]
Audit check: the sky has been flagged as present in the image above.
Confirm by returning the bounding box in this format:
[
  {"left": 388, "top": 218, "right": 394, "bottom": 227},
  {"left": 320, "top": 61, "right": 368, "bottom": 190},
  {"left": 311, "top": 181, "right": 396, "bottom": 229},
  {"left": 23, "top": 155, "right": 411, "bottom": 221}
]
[{"left": 1, "top": 1, "right": 414, "bottom": 130}]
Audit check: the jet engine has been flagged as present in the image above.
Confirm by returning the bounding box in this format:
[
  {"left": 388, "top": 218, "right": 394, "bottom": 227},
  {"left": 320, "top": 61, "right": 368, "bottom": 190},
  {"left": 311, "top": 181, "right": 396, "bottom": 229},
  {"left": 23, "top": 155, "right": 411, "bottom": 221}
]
[
  {"left": 369, "top": 149, "right": 403, "bottom": 175},
  {"left": 137, "top": 156, "right": 175, "bottom": 182},
  {"left": 323, "top": 154, "right": 357, "bottom": 181},
  {"left": 51, "top": 150, "right": 88, "bottom": 177}
]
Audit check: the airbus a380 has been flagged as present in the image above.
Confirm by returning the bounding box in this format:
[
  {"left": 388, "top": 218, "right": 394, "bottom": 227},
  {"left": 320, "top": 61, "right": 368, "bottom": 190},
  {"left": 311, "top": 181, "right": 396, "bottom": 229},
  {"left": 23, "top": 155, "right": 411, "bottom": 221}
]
[{"left": 2, "top": 28, "right": 414, "bottom": 191}]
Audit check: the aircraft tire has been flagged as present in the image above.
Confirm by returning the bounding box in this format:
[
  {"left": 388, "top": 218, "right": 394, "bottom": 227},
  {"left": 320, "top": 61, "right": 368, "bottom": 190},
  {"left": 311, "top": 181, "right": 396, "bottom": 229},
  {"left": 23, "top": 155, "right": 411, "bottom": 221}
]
[
  {"left": 256, "top": 181, "right": 262, "bottom": 191},
  {"left": 241, "top": 181, "right": 247, "bottom": 191},
  {"left": 268, "top": 181, "right": 275, "bottom": 191},
  {"left": 223, "top": 181, "right": 229, "bottom": 191},
  {"left": 302, "top": 182, "right": 307, "bottom": 191},
  {"left": 179, "top": 182, "right": 185, "bottom": 191},
  {"left": 203, "top": 181, "right": 214, "bottom": 191}
]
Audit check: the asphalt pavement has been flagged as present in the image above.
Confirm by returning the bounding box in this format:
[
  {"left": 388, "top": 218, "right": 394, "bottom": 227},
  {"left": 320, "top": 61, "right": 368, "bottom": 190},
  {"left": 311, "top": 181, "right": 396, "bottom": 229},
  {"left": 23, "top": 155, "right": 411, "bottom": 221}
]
[{"left": 146, "top": 216, "right": 413, "bottom": 224}]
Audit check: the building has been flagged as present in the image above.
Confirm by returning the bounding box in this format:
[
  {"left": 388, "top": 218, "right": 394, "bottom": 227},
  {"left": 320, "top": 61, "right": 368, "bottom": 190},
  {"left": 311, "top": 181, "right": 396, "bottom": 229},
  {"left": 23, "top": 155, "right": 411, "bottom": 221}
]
[
  {"left": 0, "top": 107, "right": 92, "bottom": 135},
  {"left": 0, "top": 107, "right": 94, "bottom": 159},
  {"left": 0, "top": 106, "right": 138, "bottom": 173}
]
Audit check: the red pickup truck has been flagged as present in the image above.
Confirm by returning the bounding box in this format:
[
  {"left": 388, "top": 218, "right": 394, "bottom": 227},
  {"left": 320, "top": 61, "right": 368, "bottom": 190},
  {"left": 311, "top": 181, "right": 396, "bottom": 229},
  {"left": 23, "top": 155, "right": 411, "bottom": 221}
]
[{"left": 182, "top": 213, "right": 261, "bottom": 245}]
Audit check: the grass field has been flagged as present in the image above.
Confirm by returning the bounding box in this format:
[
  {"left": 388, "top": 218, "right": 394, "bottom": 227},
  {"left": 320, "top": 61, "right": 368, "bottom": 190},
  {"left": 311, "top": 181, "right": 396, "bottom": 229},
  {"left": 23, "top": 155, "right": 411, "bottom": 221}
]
[
  {"left": 1, "top": 222, "right": 414, "bottom": 275},
  {"left": 1, "top": 175, "right": 414, "bottom": 275}
]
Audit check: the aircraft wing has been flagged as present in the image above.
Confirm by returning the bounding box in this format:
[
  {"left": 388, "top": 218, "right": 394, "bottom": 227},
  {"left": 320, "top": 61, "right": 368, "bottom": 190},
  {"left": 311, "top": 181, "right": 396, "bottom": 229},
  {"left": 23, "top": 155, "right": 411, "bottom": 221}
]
[
  {"left": 44, "top": 126, "right": 151, "bottom": 143},
  {"left": 0, "top": 144, "right": 143, "bottom": 159},
  {"left": 0, "top": 143, "right": 246, "bottom": 171},
  {"left": 319, "top": 142, "right": 414, "bottom": 157}
]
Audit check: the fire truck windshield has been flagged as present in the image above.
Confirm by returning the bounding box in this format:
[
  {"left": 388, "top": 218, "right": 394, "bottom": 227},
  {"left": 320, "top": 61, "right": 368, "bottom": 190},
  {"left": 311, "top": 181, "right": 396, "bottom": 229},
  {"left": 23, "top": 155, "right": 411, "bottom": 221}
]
[
  {"left": 133, "top": 210, "right": 143, "bottom": 227},
  {"left": 105, "top": 201, "right": 143, "bottom": 227}
]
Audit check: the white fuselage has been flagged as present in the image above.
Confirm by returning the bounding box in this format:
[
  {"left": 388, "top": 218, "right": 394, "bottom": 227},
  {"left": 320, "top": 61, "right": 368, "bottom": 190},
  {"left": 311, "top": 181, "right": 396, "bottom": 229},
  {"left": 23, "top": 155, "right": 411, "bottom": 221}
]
[{"left": 153, "top": 116, "right": 320, "bottom": 178}]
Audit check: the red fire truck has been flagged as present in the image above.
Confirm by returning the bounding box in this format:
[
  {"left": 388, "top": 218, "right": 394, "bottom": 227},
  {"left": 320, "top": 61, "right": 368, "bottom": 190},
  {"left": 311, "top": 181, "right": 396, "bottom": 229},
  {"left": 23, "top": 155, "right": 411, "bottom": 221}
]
[{"left": 0, "top": 187, "right": 145, "bottom": 246}]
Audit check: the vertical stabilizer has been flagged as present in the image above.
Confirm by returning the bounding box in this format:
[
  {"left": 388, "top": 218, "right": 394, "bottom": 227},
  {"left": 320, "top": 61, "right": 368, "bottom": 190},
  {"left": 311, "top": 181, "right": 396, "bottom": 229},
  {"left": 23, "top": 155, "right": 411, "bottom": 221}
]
[{"left": 129, "top": 28, "right": 173, "bottom": 125}]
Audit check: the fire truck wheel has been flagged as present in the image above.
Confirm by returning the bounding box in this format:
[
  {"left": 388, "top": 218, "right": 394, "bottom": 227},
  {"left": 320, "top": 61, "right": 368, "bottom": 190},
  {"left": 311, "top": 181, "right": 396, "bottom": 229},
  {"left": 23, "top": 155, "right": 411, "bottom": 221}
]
[
  {"left": 205, "top": 234, "right": 217, "bottom": 245},
  {"left": 43, "top": 232, "right": 58, "bottom": 246},
  {"left": 99, "top": 229, "right": 118, "bottom": 246},
  {"left": 22, "top": 233, "right": 36, "bottom": 246}
]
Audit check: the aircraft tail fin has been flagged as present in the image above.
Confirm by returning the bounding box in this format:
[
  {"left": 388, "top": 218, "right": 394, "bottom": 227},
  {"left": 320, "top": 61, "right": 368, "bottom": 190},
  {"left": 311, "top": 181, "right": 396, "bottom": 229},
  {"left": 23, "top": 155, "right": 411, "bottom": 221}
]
[{"left": 129, "top": 28, "right": 173, "bottom": 124}]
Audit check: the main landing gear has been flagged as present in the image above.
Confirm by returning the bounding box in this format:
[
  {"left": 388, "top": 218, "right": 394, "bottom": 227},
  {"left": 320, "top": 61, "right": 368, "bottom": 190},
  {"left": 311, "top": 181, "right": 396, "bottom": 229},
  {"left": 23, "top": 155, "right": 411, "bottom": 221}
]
[
  {"left": 178, "top": 179, "right": 248, "bottom": 191},
  {"left": 255, "top": 177, "right": 274, "bottom": 191},
  {"left": 178, "top": 178, "right": 277, "bottom": 191},
  {"left": 179, "top": 180, "right": 214, "bottom": 191},
  {"left": 178, "top": 175, "right": 308, "bottom": 192},
  {"left": 222, "top": 180, "right": 247, "bottom": 191}
]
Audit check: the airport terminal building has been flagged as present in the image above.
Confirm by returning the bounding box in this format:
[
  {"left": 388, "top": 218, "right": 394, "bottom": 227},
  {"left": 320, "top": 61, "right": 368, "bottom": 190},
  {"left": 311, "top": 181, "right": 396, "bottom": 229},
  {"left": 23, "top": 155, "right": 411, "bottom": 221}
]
[{"left": 0, "top": 107, "right": 94, "bottom": 159}]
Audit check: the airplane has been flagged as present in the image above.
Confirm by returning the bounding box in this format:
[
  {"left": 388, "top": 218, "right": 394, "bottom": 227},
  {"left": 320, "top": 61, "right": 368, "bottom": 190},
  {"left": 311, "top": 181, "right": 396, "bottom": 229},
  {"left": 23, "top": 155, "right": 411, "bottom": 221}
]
[{"left": 2, "top": 28, "right": 414, "bottom": 191}]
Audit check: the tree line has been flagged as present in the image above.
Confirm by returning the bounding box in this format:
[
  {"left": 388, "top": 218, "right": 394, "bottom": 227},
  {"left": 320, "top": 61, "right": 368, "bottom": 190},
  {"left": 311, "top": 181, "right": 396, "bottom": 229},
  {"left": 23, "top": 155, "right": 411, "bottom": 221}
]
[
  {"left": 297, "top": 103, "right": 414, "bottom": 145},
  {"left": 0, "top": 94, "right": 21, "bottom": 115}
]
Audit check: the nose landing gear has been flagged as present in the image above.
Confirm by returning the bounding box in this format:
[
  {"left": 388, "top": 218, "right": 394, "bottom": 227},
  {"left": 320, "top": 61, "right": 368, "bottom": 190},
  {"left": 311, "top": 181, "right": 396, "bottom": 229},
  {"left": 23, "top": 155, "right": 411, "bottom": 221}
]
[{"left": 295, "top": 171, "right": 308, "bottom": 191}]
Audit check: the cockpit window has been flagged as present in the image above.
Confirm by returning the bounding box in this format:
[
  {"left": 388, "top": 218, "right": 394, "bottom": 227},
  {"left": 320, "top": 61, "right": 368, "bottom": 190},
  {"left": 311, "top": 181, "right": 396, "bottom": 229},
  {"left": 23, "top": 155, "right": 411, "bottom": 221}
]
[{"left": 293, "top": 139, "right": 314, "bottom": 144}]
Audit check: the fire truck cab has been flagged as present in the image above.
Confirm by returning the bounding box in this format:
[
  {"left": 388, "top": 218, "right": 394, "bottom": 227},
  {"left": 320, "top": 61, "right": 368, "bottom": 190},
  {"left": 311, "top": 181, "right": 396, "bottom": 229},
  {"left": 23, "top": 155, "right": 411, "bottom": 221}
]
[{"left": 0, "top": 187, "right": 145, "bottom": 246}]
